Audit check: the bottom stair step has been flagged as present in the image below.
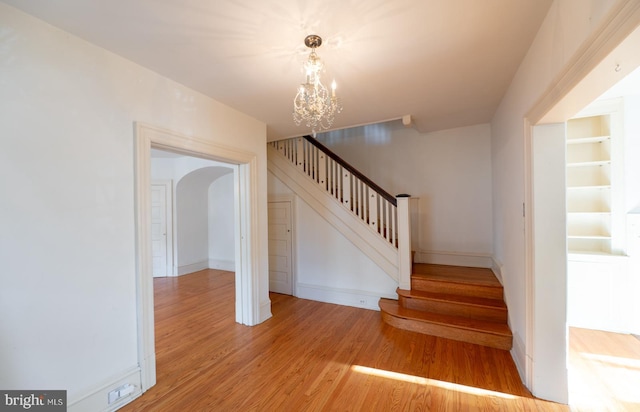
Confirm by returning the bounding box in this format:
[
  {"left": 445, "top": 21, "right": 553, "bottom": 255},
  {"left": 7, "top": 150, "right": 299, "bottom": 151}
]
[{"left": 379, "top": 298, "right": 513, "bottom": 350}]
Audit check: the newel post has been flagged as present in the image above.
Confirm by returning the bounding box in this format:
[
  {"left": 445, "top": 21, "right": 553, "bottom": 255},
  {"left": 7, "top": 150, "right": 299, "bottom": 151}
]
[{"left": 396, "top": 194, "right": 412, "bottom": 290}]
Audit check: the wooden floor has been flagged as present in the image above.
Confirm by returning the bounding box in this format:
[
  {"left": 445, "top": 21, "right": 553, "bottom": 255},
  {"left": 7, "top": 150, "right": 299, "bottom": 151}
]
[
  {"left": 569, "top": 327, "right": 640, "bottom": 411},
  {"left": 120, "top": 269, "right": 568, "bottom": 411}
]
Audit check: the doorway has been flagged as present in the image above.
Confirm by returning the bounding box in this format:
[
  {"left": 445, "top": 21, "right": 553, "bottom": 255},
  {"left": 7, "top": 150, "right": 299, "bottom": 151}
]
[
  {"left": 525, "top": 17, "right": 640, "bottom": 405},
  {"left": 134, "top": 123, "right": 264, "bottom": 391}
]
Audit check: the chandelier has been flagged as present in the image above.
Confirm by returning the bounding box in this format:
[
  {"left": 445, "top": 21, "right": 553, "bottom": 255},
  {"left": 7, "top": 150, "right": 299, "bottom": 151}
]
[{"left": 293, "top": 35, "right": 343, "bottom": 136}]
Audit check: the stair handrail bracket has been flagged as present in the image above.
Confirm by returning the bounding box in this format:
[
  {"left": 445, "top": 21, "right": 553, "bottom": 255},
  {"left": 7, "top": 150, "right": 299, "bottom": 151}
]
[{"left": 268, "top": 136, "right": 413, "bottom": 283}]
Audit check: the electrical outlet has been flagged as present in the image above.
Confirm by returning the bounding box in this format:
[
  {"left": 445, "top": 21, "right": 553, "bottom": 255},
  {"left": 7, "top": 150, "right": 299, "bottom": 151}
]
[
  {"left": 108, "top": 384, "right": 136, "bottom": 404},
  {"left": 359, "top": 299, "right": 367, "bottom": 306}
]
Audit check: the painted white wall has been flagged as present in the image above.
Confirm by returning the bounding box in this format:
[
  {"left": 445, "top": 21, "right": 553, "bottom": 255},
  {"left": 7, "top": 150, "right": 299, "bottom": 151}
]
[
  {"left": 268, "top": 172, "right": 397, "bottom": 310},
  {"left": 317, "top": 122, "right": 493, "bottom": 267},
  {"left": 176, "top": 169, "right": 212, "bottom": 270},
  {"left": 490, "top": 0, "right": 620, "bottom": 402},
  {"left": 208, "top": 173, "right": 236, "bottom": 270},
  {"left": 623, "top": 95, "right": 640, "bottom": 212},
  {"left": 176, "top": 167, "right": 235, "bottom": 274},
  {"left": 0, "top": 3, "right": 267, "bottom": 409},
  {"left": 151, "top": 156, "right": 235, "bottom": 274}
]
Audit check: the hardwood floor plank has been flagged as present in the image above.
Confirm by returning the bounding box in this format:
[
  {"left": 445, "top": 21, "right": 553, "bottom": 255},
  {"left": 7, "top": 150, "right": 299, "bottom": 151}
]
[{"left": 119, "top": 269, "right": 567, "bottom": 411}]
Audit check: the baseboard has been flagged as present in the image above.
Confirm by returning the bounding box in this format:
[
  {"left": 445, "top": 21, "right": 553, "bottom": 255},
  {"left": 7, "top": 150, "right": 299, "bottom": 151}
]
[
  {"left": 208, "top": 258, "right": 235, "bottom": 271},
  {"left": 295, "top": 283, "right": 396, "bottom": 311},
  {"left": 491, "top": 257, "right": 504, "bottom": 285},
  {"left": 510, "top": 331, "right": 527, "bottom": 385},
  {"left": 68, "top": 366, "right": 142, "bottom": 412},
  {"left": 177, "top": 260, "right": 209, "bottom": 276},
  {"left": 414, "top": 250, "right": 493, "bottom": 268},
  {"left": 259, "top": 299, "right": 273, "bottom": 323}
]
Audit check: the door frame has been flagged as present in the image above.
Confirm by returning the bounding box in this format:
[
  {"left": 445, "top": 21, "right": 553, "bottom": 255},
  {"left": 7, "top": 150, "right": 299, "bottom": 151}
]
[
  {"left": 268, "top": 194, "right": 296, "bottom": 296},
  {"left": 151, "top": 179, "right": 173, "bottom": 277},
  {"left": 134, "top": 123, "right": 261, "bottom": 391},
  {"left": 522, "top": 1, "right": 640, "bottom": 401}
]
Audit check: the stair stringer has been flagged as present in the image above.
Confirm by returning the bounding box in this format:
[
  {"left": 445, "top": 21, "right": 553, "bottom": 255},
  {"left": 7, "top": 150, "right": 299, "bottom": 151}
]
[{"left": 267, "top": 145, "right": 398, "bottom": 280}]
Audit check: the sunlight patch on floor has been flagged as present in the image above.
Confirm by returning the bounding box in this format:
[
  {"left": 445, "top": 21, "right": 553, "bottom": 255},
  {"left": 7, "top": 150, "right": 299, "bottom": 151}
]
[{"left": 351, "top": 365, "right": 517, "bottom": 399}]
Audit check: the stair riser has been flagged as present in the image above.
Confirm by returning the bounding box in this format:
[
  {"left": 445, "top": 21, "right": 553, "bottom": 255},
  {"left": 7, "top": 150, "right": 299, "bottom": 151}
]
[
  {"left": 412, "top": 278, "right": 503, "bottom": 300},
  {"left": 381, "top": 312, "right": 512, "bottom": 350},
  {"left": 399, "top": 296, "right": 507, "bottom": 323}
]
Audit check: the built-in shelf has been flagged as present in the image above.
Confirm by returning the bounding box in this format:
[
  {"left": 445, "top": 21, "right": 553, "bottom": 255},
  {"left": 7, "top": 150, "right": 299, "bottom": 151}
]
[{"left": 566, "top": 112, "right": 615, "bottom": 255}]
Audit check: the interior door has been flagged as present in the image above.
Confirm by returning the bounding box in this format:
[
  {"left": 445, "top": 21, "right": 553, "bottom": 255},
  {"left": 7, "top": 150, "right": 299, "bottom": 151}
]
[
  {"left": 151, "top": 183, "right": 169, "bottom": 277},
  {"left": 268, "top": 201, "right": 293, "bottom": 294}
]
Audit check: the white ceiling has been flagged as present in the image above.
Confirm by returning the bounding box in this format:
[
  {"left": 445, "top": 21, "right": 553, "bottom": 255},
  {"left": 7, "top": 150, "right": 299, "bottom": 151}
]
[{"left": 4, "top": 0, "right": 553, "bottom": 140}]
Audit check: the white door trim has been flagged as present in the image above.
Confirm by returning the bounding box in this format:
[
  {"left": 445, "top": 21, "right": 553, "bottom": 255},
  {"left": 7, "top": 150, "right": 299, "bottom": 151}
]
[{"left": 134, "top": 122, "right": 263, "bottom": 392}]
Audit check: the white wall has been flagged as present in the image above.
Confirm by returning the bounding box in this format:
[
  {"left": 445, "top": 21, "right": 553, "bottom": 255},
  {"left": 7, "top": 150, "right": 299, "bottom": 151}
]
[
  {"left": 268, "top": 172, "right": 398, "bottom": 310},
  {"left": 623, "top": 95, "right": 640, "bottom": 212},
  {"left": 208, "top": 173, "right": 235, "bottom": 270},
  {"left": 0, "top": 3, "right": 267, "bottom": 410},
  {"left": 490, "top": 0, "right": 621, "bottom": 402},
  {"left": 317, "top": 122, "right": 493, "bottom": 267},
  {"left": 151, "top": 155, "right": 235, "bottom": 274}
]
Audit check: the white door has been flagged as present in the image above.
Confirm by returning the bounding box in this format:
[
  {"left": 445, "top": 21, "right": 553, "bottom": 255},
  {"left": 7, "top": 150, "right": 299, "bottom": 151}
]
[
  {"left": 268, "top": 201, "right": 293, "bottom": 294},
  {"left": 151, "top": 182, "right": 171, "bottom": 277}
]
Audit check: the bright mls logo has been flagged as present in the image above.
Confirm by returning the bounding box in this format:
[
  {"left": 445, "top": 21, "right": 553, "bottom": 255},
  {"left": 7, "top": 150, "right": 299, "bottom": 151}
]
[{"left": 1, "top": 391, "right": 66, "bottom": 411}]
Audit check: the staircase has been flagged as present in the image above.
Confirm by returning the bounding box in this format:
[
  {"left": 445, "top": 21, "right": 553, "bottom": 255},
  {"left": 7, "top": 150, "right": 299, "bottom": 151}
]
[{"left": 379, "top": 263, "right": 513, "bottom": 350}]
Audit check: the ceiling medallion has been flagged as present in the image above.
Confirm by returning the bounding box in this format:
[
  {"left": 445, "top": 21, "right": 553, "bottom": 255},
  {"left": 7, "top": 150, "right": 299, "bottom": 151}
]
[{"left": 293, "top": 35, "right": 343, "bottom": 137}]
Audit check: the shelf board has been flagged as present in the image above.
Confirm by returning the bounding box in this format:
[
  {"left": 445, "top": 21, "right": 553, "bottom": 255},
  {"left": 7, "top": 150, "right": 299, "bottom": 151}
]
[
  {"left": 567, "top": 211, "right": 610, "bottom": 215},
  {"left": 566, "top": 135, "right": 610, "bottom": 144},
  {"left": 566, "top": 185, "right": 611, "bottom": 190},
  {"left": 567, "top": 235, "right": 611, "bottom": 240},
  {"left": 566, "top": 160, "right": 611, "bottom": 167}
]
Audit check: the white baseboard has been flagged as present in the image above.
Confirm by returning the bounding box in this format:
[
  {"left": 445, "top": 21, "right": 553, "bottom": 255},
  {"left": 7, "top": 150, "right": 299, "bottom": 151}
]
[
  {"left": 510, "top": 331, "right": 527, "bottom": 385},
  {"left": 208, "top": 258, "right": 235, "bottom": 271},
  {"left": 177, "top": 260, "right": 209, "bottom": 276},
  {"left": 68, "top": 366, "right": 142, "bottom": 412},
  {"left": 259, "top": 299, "right": 273, "bottom": 323},
  {"left": 295, "top": 283, "right": 396, "bottom": 311},
  {"left": 491, "top": 257, "right": 504, "bottom": 285},
  {"left": 414, "top": 250, "right": 493, "bottom": 268}
]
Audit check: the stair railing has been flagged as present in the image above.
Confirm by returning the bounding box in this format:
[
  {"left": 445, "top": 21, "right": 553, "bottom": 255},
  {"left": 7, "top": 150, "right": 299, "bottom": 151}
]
[{"left": 269, "top": 135, "right": 412, "bottom": 288}]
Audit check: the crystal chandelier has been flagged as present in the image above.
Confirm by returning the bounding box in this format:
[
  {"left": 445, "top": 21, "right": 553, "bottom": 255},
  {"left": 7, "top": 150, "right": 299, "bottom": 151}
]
[{"left": 293, "top": 35, "right": 343, "bottom": 137}]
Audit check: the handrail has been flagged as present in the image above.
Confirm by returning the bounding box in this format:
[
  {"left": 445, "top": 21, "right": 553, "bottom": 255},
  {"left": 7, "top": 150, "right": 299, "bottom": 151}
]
[{"left": 302, "top": 135, "right": 397, "bottom": 207}]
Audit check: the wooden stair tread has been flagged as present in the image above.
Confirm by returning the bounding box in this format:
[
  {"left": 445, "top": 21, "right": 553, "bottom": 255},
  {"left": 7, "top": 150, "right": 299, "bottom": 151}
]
[
  {"left": 379, "top": 298, "right": 512, "bottom": 337},
  {"left": 396, "top": 288, "right": 507, "bottom": 309},
  {"left": 412, "top": 263, "right": 502, "bottom": 288}
]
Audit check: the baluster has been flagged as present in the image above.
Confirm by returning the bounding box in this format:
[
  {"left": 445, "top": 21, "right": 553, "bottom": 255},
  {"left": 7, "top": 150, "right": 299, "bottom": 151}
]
[
  {"left": 354, "top": 178, "right": 360, "bottom": 218},
  {"left": 388, "top": 202, "right": 393, "bottom": 243},
  {"left": 296, "top": 137, "right": 304, "bottom": 171},
  {"left": 361, "top": 180, "right": 366, "bottom": 222},
  {"left": 369, "top": 191, "right": 378, "bottom": 232},
  {"left": 306, "top": 140, "right": 313, "bottom": 177},
  {"left": 318, "top": 152, "right": 327, "bottom": 190},
  {"left": 342, "top": 167, "right": 351, "bottom": 209}
]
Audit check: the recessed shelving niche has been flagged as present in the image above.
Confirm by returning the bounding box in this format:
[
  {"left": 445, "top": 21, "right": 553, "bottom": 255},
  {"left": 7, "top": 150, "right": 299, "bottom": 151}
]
[{"left": 566, "top": 113, "right": 613, "bottom": 254}]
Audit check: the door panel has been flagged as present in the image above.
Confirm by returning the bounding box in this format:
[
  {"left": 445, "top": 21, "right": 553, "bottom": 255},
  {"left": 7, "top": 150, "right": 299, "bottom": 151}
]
[
  {"left": 151, "top": 184, "right": 168, "bottom": 277},
  {"left": 268, "top": 201, "right": 293, "bottom": 294}
]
